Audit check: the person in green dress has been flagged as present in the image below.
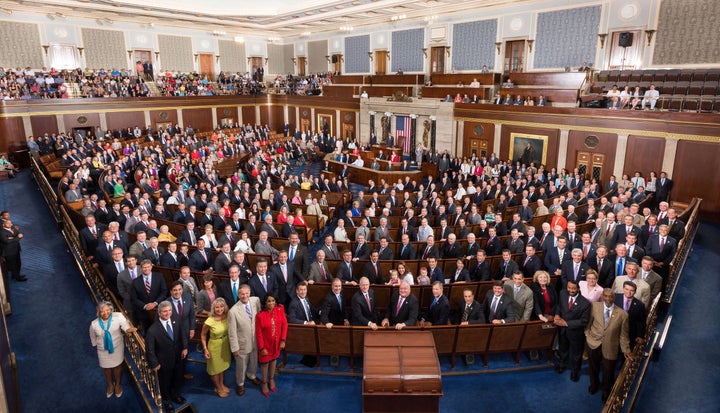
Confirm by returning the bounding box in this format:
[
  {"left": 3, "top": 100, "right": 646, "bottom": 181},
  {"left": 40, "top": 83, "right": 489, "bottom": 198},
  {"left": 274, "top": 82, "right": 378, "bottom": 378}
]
[{"left": 201, "top": 297, "right": 232, "bottom": 397}]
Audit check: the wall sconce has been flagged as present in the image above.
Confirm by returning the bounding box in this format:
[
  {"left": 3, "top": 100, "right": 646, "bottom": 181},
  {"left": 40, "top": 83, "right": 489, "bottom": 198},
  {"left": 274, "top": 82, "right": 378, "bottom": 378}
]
[
  {"left": 325, "top": 55, "right": 330, "bottom": 63},
  {"left": 598, "top": 33, "right": 608, "bottom": 49},
  {"left": 193, "top": 53, "right": 198, "bottom": 62},
  {"left": 527, "top": 40, "right": 534, "bottom": 53},
  {"left": 216, "top": 55, "right": 220, "bottom": 63},
  {"left": 422, "top": 48, "right": 427, "bottom": 58},
  {"left": 645, "top": 29, "right": 656, "bottom": 46},
  {"left": 77, "top": 47, "right": 84, "bottom": 57},
  {"left": 42, "top": 45, "right": 49, "bottom": 56},
  {"left": 127, "top": 50, "right": 133, "bottom": 59},
  {"left": 386, "top": 52, "right": 391, "bottom": 60},
  {"left": 495, "top": 42, "right": 502, "bottom": 54},
  {"left": 340, "top": 55, "right": 344, "bottom": 63},
  {"left": 368, "top": 51, "right": 373, "bottom": 61},
  {"left": 291, "top": 57, "right": 296, "bottom": 65},
  {"left": 154, "top": 51, "right": 160, "bottom": 59},
  {"left": 445, "top": 47, "right": 451, "bottom": 57},
  {"left": 247, "top": 57, "right": 252, "bottom": 64},
  {"left": 264, "top": 57, "right": 269, "bottom": 65}
]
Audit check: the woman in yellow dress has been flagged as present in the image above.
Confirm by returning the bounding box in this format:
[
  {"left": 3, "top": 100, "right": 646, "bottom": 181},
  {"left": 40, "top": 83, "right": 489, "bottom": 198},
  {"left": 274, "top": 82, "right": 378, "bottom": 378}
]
[{"left": 201, "top": 298, "right": 232, "bottom": 397}]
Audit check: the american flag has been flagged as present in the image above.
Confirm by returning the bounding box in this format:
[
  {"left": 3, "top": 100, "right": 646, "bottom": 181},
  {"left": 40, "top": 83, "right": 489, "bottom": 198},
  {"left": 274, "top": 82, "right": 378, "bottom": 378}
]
[{"left": 395, "top": 116, "right": 412, "bottom": 154}]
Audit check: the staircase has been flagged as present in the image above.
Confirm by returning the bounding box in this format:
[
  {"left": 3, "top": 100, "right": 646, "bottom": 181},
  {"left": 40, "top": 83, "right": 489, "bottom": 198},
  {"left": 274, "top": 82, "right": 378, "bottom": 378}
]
[
  {"left": 64, "top": 82, "right": 81, "bottom": 98},
  {"left": 144, "top": 80, "right": 161, "bottom": 97}
]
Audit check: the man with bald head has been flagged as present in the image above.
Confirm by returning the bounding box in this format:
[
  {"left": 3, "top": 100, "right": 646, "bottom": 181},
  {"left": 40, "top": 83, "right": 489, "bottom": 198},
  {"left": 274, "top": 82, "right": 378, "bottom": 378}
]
[{"left": 381, "top": 281, "right": 419, "bottom": 329}]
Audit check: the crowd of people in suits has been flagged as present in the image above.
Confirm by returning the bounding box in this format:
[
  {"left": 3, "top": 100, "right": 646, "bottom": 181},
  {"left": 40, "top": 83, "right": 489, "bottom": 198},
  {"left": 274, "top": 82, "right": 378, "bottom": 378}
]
[{"left": 45, "top": 109, "right": 683, "bottom": 409}]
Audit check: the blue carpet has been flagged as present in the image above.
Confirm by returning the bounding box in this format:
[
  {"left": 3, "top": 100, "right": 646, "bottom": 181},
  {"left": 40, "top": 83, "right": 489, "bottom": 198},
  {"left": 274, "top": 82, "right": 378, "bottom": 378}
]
[{"left": 2, "top": 169, "right": 718, "bottom": 412}]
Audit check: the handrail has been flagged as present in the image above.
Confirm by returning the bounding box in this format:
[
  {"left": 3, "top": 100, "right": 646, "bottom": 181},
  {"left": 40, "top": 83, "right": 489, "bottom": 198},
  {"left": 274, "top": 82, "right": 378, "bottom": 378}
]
[
  {"left": 30, "top": 156, "right": 164, "bottom": 412},
  {"left": 601, "top": 197, "right": 701, "bottom": 413}
]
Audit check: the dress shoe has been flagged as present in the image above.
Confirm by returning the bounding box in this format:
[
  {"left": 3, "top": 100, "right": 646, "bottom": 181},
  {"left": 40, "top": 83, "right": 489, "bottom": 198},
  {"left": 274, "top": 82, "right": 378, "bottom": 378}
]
[
  {"left": 570, "top": 373, "right": 580, "bottom": 382},
  {"left": 183, "top": 373, "right": 194, "bottom": 380},
  {"left": 555, "top": 367, "right": 565, "bottom": 374},
  {"left": 269, "top": 378, "right": 276, "bottom": 393},
  {"left": 249, "top": 377, "right": 262, "bottom": 386},
  {"left": 261, "top": 382, "right": 269, "bottom": 397},
  {"left": 13, "top": 275, "right": 27, "bottom": 282},
  {"left": 106, "top": 385, "right": 114, "bottom": 398},
  {"left": 215, "top": 388, "right": 229, "bottom": 398},
  {"left": 115, "top": 383, "right": 123, "bottom": 398},
  {"left": 236, "top": 386, "right": 245, "bottom": 396},
  {"left": 588, "top": 385, "right": 598, "bottom": 395},
  {"left": 171, "top": 396, "right": 186, "bottom": 404},
  {"left": 163, "top": 402, "right": 175, "bottom": 413}
]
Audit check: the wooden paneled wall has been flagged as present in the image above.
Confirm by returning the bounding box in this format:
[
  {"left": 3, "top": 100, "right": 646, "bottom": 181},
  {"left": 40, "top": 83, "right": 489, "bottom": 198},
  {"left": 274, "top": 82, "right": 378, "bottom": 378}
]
[
  {"left": 567, "top": 130, "right": 617, "bottom": 184},
  {"left": 673, "top": 140, "right": 720, "bottom": 214},
  {"left": 500, "top": 125, "right": 560, "bottom": 168},
  {"left": 624, "top": 135, "right": 665, "bottom": 178}
]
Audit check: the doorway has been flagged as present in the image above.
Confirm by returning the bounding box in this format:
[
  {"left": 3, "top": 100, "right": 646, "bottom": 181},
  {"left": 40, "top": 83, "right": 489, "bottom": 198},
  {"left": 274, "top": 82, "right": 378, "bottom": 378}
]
[
  {"left": 133, "top": 50, "right": 152, "bottom": 80},
  {"left": 504, "top": 40, "right": 526, "bottom": 73},
  {"left": 297, "top": 57, "right": 307, "bottom": 77},
  {"left": 430, "top": 46, "right": 446, "bottom": 74},
  {"left": 607, "top": 30, "right": 642, "bottom": 70},
  {"left": 576, "top": 152, "right": 606, "bottom": 182},
  {"left": 332, "top": 54, "right": 342, "bottom": 74},
  {"left": 250, "top": 57, "right": 264, "bottom": 81},
  {"left": 198, "top": 53, "right": 215, "bottom": 79},
  {"left": 375, "top": 50, "right": 388, "bottom": 75}
]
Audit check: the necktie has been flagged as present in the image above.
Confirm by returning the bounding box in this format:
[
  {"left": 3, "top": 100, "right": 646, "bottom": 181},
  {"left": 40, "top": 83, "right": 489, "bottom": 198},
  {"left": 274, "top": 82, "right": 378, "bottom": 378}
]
[
  {"left": 130, "top": 269, "right": 135, "bottom": 279},
  {"left": 423, "top": 246, "right": 430, "bottom": 259},
  {"left": 514, "top": 286, "right": 520, "bottom": 296},
  {"left": 154, "top": 249, "right": 159, "bottom": 259},
  {"left": 604, "top": 308, "right": 611, "bottom": 326},
  {"left": 116, "top": 261, "right": 123, "bottom": 272},
  {"left": 177, "top": 299, "right": 183, "bottom": 317},
  {"left": 373, "top": 263, "right": 378, "bottom": 280},
  {"left": 245, "top": 303, "right": 252, "bottom": 319},
  {"left": 108, "top": 243, "right": 113, "bottom": 252},
  {"left": 524, "top": 256, "right": 530, "bottom": 266},
  {"left": 165, "top": 321, "right": 174, "bottom": 340},
  {"left": 574, "top": 263, "right": 579, "bottom": 280},
  {"left": 400, "top": 245, "right": 407, "bottom": 257},
  {"left": 200, "top": 249, "right": 207, "bottom": 262},
  {"left": 395, "top": 297, "right": 404, "bottom": 316},
  {"left": 232, "top": 282, "right": 238, "bottom": 302},
  {"left": 431, "top": 297, "right": 438, "bottom": 309},
  {"left": 617, "top": 258, "right": 624, "bottom": 276},
  {"left": 365, "top": 293, "right": 372, "bottom": 310},
  {"left": 583, "top": 245, "right": 589, "bottom": 259},
  {"left": 289, "top": 246, "right": 295, "bottom": 261},
  {"left": 659, "top": 237, "right": 665, "bottom": 250},
  {"left": 261, "top": 275, "right": 267, "bottom": 290},
  {"left": 491, "top": 296, "right": 499, "bottom": 314},
  {"left": 91, "top": 228, "right": 96, "bottom": 238},
  {"left": 559, "top": 250, "right": 563, "bottom": 262},
  {"left": 281, "top": 265, "right": 287, "bottom": 282},
  {"left": 145, "top": 276, "right": 151, "bottom": 295},
  {"left": 597, "top": 259, "right": 603, "bottom": 270},
  {"left": 337, "top": 295, "right": 342, "bottom": 308},
  {"left": 321, "top": 265, "right": 327, "bottom": 282},
  {"left": 462, "top": 305, "right": 471, "bottom": 322},
  {"left": 568, "top": 296, "right": 574, "bottom": 309},
  {"left": 189, "top": 231, "right": 195, "bottom": 245},
  {"left": 185, "top": 280, "right": 194, "bottom": 296},
  {"left": 624, "top": 298, "right": 630, "bottom": 311},
  {"left": 303, "top": 298, "right": 311, "bottom": 321}
]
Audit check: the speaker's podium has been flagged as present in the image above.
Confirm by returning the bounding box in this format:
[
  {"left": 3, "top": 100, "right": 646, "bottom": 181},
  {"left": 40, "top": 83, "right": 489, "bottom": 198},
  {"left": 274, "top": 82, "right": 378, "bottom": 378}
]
[{"left": 362, "top": 331, "right": 442, "bottom": 413}]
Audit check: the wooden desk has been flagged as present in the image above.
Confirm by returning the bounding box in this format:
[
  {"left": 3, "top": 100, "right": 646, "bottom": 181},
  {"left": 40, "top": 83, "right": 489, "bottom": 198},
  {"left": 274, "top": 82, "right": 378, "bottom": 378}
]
[{"left": 363, "top": 331, "right": 442, "bottom": 413}]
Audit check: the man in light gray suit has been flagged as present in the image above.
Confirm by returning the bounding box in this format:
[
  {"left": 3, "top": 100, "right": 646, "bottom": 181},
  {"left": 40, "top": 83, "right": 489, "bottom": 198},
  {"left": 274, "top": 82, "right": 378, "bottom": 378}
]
[
  {"left": 639, "top": 256, "right": 663, "bottom": 300},
  {"left": 254, "top": 231, "right": 279, "bottom": 261},
  {"left": 503, "top": 271, "right": 534, "bottom": 321},
  {"left": 117, "top": 252, "right": 139, "bottom": 324},
  {"left": 227, "top": 284, "right": 262, "bottom": 396}
]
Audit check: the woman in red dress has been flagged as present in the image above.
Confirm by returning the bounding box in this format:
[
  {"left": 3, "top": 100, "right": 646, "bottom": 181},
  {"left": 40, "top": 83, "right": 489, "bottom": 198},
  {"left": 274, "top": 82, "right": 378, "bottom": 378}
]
[{"left": 255, "top": 294, "right": 287, "bottom": 397}]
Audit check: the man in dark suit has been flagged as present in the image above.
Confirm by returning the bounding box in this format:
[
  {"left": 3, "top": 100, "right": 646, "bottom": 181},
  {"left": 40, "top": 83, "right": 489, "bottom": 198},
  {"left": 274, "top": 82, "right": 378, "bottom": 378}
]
[
  {"left": 469, "top": 250, "right": 491, "bottom": 281},
  {"left": 283, "top": 233, "right": 308, "bottom": 276},
  {"left": 419, "top": 236, "right": 440, "bottom": 260},
  {"left": 159, "top": 243, "right": 180, "bottom": 268},
  {"left": 145, "top": 301, "right": 188, "bottom": 412},
  {"left": 589, "top": 246, "right": 615, "bottom": 288},
  {"left": 79, "top": 215, "right": 106, "bottom": 259},
  {"left": 398, "top": 218, "right": 417, "bottom": 242},
  {"left": 377, "top": 237, "right": 395, "bottom": 260},
  {"left": 176, "top": 222, "right": 199, "bottom": 245},
  {"left": 168, "top": 281, "right": 196, "bottom": 343},
  {"left": 561, "top": 248, "right": 591, "bottom": 287},
  {"left": 544, "top": 236, "right": 570, "bottom": 277},
  {"left": 520, "top": 245, "right": 543, "bottom": 278},
  {"left": 616, "top": 281, "right": 647, "bottom": 344},
  {"left": 420, "top": 281, "right": 450, "bottom": 326},
  {"left": 287, "top": 282, "right": 319, "bottom": 325},
  {"left": 248, "top": 258, "right": 277, "bottom": 304},
  {"left": 454, "top": 288, "right": 486, "bottom": 324},
  {"left": 95, "top": 230, "right": 128, "bottom": 267},
  {"left": 496, "top": 250, "right": 520, "bottom": 280},
  {"left": 485, "top": 228, "right": 503, "bottom": 256},
  {"left": 553, "top": 279, "right": 591, "bottom": 382},
  {"left": 218, "top": 264, "right": 244, "bottom": 307},
  {"left": 654, "top": 172, "right": 672, "bottom": 203},
  {"left": 0, "top": 219, "right": 27, "bottom": 282},
  {"left": 213, "top": 242, "right": 234, "bottom": 275},
  {"left": 483, "top": 281, "right": 517, "bottom": 324},
  {"left": 645, "top": 224, "right": 677, "bottom": 281},
  {"left": 141, "top": 237, "right": 165, "bottom": 265},
  {"left": 441, "top": 233, "right": 464, "bottom": 259},
  {"left": 188, "top": 238, "right": 212, "bottom": 272},
  {"left": 351, "top": 277, "right": 380, "bottom": 328},
  {"left": 665, "top": 208, "right": 685, "bottom": 240},
  {"left": 397, "top": 234, "right": 417, "bottom": 260},
  {"left": 269, "top": 250, "right": 302, "bottom": 306},
  {"left": 381, "top": 281, "right": 419, "bottom": 329},
  {"left": 611, "top": 215, "right": 640, "bottom": 249},
  {"left": 130, "top": 259, "right": 169, "bottom": 333},
  {"left": 335, "top": 250, "right": 358, "bottom": 284},
  {"left": 361, "top": 251, "right": 385, "bottom": 284},
  {"left": 321, "top": 278, "right": 350, "bottom": 327}
]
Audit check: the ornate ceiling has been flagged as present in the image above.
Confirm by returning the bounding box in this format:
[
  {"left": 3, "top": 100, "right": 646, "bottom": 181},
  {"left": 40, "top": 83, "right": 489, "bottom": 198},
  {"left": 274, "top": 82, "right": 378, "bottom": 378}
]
[{"left": 1, "top": 0, "right": 541, "bottom": 39}]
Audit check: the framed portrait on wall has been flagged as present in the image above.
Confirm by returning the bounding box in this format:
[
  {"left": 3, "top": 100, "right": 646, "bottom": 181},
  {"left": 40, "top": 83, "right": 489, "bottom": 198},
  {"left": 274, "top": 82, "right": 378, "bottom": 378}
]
[
  {"left": 509, "top": 133, "right": 548, "bottom": 166},
  {"left": 317, "top": 114, "right": 333, "bottom": 136}
]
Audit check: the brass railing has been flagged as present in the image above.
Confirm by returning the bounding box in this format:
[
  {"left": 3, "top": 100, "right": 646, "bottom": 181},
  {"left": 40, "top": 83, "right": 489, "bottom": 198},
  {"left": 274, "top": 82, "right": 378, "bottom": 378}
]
[
  {"left": 30, "top": 157, "right": 164, "bottom": 412},
  {"left": 602, "top": 198, "right": 702, "bottom": 413}
]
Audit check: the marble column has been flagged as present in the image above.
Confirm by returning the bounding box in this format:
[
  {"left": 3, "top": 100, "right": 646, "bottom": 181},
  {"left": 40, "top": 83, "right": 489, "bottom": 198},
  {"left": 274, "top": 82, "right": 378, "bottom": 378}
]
[
  {"left": 557, "top": 129, "right": 570, "bottom": 170},
  {"left": 662, "top": 138, "right": 678, "bottom": 176},
  {"left": 613, "top": 133, "right": 629, "bottom": 178}
]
